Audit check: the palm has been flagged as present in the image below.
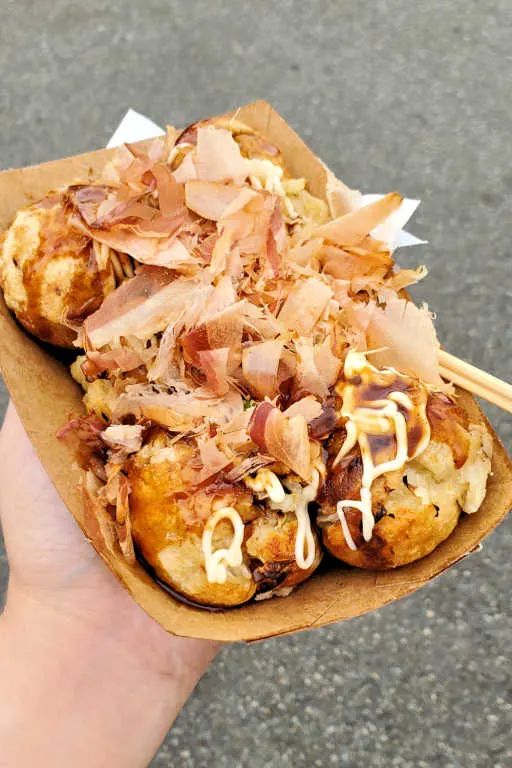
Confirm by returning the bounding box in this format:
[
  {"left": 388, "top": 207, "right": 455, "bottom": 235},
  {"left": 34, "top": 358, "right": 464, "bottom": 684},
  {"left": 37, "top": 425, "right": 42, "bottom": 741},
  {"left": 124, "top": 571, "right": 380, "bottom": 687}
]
[
  {"left": 1, "top": 402, "right": 127, "bottom": 608},
  {"left": 0, "top": 403, "right": 219, "bottom": 672}
]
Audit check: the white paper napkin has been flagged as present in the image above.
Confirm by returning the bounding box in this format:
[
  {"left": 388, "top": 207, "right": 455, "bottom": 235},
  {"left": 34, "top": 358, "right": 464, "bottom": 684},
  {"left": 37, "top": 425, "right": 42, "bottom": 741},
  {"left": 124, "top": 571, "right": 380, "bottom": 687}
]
[{"left": 106, "top": 108, "right": 165, "bottom": 149}]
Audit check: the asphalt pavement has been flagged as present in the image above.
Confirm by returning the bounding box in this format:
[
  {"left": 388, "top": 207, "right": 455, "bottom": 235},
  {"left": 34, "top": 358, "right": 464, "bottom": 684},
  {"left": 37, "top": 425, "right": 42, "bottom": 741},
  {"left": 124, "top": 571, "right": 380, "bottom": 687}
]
[{"left": 1, "top": 2, "right": 511, "bottom": 766}]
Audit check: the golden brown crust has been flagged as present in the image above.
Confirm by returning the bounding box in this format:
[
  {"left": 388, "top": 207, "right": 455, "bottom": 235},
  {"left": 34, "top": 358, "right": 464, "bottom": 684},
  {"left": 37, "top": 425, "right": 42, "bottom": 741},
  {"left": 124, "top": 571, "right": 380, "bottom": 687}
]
[
  {"left": 319, "top": 402, "right": 490, "bottom": 569},
  {"left": 124, "top": 435, "right": 323, "bottom": 605},
  {"left": 318, "top": 394, "right": 487, "bottom": 570},
  {"left": 321, "top": 481, "right": 460, "bottom": 569},
  {"left": 0, "top": 198, "right": 114, "bottom": 348},
  {"left": 427, "top": 392, "right": 470, "bottom": 468},
  {"left": 177, "top": 116, "right": 286, "bottom": 168},
  {"left": 128, "top": 454, "right": 256, "bottom": 607}
]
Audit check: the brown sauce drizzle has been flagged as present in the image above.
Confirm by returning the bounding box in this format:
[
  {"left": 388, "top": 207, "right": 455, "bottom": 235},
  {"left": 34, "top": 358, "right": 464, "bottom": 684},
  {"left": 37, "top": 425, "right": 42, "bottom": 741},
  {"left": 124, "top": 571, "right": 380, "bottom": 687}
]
[
  {"left": 356, "top": 376, "right": 412, "bottom": 402},
  {"left": 342, "top": 363, "right": 430, "bottom": 468},
  {"left": 426, "top": 392, "right": 470, "bottom": 468},
  {"left": 20, "top": 199, "right": 105, "bottom": 346},
  {"left": 319, "top": 449, "right": 363, "bottom": 508}
]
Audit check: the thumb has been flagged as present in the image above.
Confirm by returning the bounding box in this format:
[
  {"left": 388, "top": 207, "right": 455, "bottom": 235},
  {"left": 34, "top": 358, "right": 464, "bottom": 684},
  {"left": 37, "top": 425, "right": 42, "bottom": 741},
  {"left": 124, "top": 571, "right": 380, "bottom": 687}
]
[{"left": 0, "top": 401, "right": 96, "bottom": 583}]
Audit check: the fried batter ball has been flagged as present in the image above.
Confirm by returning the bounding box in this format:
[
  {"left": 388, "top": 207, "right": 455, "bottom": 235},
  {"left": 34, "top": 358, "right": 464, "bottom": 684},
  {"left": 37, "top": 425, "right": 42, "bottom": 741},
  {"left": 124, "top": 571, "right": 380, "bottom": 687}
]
[
  {"left": 176, "top": 116, "right": 287, "bottom": 169},
  {"left": 127, "top": 433, "right": 322, "bottom": 606},
  {"left": 319, "top": 394, "right": 492, "bottom": 569},
  {"left": 173, "top": 116, "right": 329, "bottom": 228},
  {"left": 0, "top": 196, "right": 115, "bottom": 347}
]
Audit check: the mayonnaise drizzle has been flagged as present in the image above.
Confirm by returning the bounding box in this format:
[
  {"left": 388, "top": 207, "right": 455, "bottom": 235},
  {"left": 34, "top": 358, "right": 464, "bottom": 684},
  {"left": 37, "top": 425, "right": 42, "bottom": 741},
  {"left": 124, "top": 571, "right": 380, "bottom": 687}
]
[
  {"left": 247, "top": 468, "right": 320, "bottom": 571},
  {"left": 293, "top": 469, "right": 320, "bottom": 569},
  {"left": 334, "top": 351, "right": 431, "bottom": 548},
  {"left": 202, "top": 506, "right": 245, "bottom": 584},
  {"left": 244, "top": 469, "right": 286, "bottom": 503},
  {"left": 168, "top": 142, "right": 193, "bottom": 165}
]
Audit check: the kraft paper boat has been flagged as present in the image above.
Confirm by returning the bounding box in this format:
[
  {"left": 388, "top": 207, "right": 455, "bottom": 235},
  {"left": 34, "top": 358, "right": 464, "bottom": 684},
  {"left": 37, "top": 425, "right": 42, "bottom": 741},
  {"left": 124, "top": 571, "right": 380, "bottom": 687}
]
[{"left": 0, "top": 101, "right": 510, "bottom": 641}]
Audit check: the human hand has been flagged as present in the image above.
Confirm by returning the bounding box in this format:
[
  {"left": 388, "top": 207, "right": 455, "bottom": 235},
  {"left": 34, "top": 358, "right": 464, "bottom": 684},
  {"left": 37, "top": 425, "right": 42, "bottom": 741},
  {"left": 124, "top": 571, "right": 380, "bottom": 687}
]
[{"left": 0, "top": 401, "right": 220, "bottom": 767}]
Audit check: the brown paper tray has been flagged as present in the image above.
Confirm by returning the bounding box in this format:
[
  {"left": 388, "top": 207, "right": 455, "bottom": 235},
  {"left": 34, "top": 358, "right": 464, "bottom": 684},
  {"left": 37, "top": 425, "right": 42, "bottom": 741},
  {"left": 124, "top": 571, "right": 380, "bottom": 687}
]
[{"left": 1, "top": 101, "right": 511, "bottom": 642}]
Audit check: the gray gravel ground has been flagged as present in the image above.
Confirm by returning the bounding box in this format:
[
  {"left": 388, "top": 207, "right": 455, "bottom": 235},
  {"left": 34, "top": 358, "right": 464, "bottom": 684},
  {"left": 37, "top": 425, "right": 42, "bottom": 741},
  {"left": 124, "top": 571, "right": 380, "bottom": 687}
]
[{"left": 1, "top": 1, "right": 512, "bottom": 766}]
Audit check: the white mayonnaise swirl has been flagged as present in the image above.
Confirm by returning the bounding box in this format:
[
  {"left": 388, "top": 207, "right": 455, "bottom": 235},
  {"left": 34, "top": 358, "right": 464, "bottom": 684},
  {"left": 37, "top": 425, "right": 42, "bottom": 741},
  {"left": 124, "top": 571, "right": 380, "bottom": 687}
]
[
  {"left": 202, "top": 506, "right": 245, "bottom": 584},
  {"left": 333, "top": 351, "right": 431, "bottom": 548}
]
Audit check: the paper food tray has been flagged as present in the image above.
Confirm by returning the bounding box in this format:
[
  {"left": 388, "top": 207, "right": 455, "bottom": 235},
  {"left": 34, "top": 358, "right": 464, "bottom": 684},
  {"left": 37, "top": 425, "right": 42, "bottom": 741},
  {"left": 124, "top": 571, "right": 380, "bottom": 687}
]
[{"left": 0, "top": 101, "right": 511, "bottom": 642}]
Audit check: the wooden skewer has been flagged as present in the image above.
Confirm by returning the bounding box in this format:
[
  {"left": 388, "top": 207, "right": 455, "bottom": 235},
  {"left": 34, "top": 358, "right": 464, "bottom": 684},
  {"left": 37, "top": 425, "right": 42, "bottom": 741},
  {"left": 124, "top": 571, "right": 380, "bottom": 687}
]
[{"left": 438, "top": 350, "right": 512, "bottom": 414}]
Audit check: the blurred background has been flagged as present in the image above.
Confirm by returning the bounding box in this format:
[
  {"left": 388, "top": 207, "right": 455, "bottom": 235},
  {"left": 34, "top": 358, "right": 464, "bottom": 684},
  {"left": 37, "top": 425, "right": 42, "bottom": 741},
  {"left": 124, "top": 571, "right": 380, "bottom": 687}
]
[{"left": 1, "top": 1, "right": 511, "bottom": 766}]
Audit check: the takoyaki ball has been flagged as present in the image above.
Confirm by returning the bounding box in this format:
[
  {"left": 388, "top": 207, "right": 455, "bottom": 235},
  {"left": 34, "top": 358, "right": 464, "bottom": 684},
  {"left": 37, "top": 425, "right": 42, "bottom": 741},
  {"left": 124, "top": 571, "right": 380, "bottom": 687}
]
[
  {"left": 320, "top": 460, "right": 462, "bottom": 569},
  {"left": 128, "top": 434, "right": 258, "bottom": 607},
  {"left": 0, "top": 196, "right": 115, "bottom": 347},
  {"left": 70, "top": 355, "right": 145, "bottom": 421},
  {"left": 172, "top": 116, "right": 328, "bottom": 229},
  {"left": 175, "top": 117, "right": 286, "bottom": 169},
  {"left": 246, "top": 510, "right": 322, "bottom": 594},
  {"left": 319, "top": 394, "right": 492, "bottom": 569},
  {"left": 209, "top": 119, "right": 331, "bottom": 225}
]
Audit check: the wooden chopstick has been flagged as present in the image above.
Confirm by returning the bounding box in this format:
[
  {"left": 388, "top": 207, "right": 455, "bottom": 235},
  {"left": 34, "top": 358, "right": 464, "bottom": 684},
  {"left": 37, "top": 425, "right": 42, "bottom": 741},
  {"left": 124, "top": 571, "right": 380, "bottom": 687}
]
[{"left": 438, "top": 349, "right": 512, "bottom": 414}]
